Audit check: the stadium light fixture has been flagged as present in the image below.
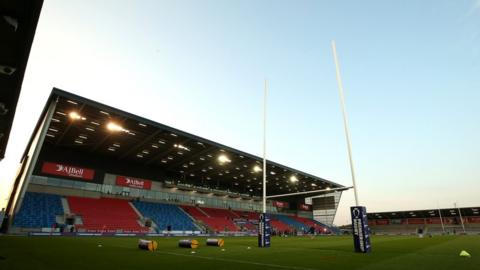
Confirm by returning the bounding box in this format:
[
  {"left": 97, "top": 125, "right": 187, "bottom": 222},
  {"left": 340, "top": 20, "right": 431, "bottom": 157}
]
[
  {"left": 218, "top": 154, "right": 231, "bottom": 164},
  {"left": 253, "top": 165, "right": 262, "bottom": 173},
  {"left": 106, "top": 122, "right": 129, "bottom": 133},
  {"left": 174, "top": 144, "right": 190, "bottom": 151},
  {"left": 69, "top": 111, "right": 86, "bottom": 120},
  {"left": 289, "top": 175, "right": 298, "bottom": 183}
]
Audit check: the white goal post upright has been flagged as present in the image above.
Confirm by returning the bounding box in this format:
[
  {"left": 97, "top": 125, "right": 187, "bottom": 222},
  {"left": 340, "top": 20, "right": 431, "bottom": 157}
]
[
  {"left": 455, "top": 202, "right": 466, "bottom": 234},
  {"left": 262, "top": 79, "right": 268, "bottom": 214},
  {"left": 437, "top": 202, "right": 446, "bottom": 234},
  {"left": 332, "top": 40, "right": 371, "bottom": 253},
  {"left": 258, "top": 79, "right": 271, "bottom": 248},
  {"left": 331, "top": 40, "right": 360, "bottom": 206}
]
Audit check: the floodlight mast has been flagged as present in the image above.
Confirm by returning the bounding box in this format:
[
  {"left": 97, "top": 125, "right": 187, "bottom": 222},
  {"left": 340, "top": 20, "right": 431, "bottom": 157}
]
[
  {"left": 331, "top": 40, "right": 360, "bottom": 207},
  {"left": 455, "top": 202, "right": 466, "bottom": 234},
  {"left": 262, "top": 79, "right": 268, "bottom": 214}
]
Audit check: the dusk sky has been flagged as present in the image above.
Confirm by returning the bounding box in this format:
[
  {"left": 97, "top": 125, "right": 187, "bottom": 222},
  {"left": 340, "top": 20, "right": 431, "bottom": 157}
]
[{"left": 1, "top": 0, "right": 479, "bottom": 225}]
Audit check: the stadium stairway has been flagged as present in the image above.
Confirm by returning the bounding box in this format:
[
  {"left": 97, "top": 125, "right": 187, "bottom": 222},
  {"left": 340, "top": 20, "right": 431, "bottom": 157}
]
[
  {"left": 270, "top": 219, "right": 293, "bottom": 232},
  {"left": 290, "top": 216, "right": 337, "bottom": 233},
  {"left": 230, "top": 210, "right": 293, "bottom": 232},
  {"left": 132, "top": 201, "right": 197, "bottom": 232},
  {"left": 68, "top": 196, "right": 149, "bottom": 233},
  {"left": 13, "top": 192, "right": 64, "bottom": 228},
  {"left": 232, "top": 210, "right": 256, "bottom": 220},
  {"left": 230, "top": 210, "right": 257, "bottom": 231},
  {"left": 182, "top": 205, "right": 207, "bottom": 217},
  {"left": 181, "top": 205, "right": 240, "bottom": 232},
  {"left": 240, "top": 221, "right": 257, "bottom": 231},
  {"left": 274, "top": 215, "right": 309, "bottom": 232},
  {"left": 292, "top": 216, "right": 320, "bottom": 229},
  {"left": 200, "top": 206, "right": 238, "bottom": 219},
  {"left": 311, "top": 219, "right": 340, "bottom": 234},
  {"left": 61, "top": 197, "right": 71, "bottom": 214}
]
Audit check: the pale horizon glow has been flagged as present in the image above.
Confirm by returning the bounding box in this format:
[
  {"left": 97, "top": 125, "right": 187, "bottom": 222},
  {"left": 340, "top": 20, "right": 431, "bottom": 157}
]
[{"left": 0, "top": 0, "right": 479, "bottom": 225}]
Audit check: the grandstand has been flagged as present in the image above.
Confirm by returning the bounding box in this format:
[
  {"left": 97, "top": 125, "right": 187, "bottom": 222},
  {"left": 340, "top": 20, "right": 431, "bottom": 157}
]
[
  {"left": 367, "top": 207, "right": 480, "bottom": 235},
  {"left": 12, "top": 192, "right": 63, "bottom": 228},
  {"left": 1, "top": 88, "right": 346, "bottom": 235}
]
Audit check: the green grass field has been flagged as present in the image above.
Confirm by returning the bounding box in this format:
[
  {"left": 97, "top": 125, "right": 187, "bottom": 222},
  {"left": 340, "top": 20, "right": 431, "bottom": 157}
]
[{"left": 0, "top": 235, "right": 478, "bottom": 270}]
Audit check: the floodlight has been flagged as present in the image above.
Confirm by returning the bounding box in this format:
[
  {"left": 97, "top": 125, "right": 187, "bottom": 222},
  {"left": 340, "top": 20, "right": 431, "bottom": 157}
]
[
  {"left": 289, "top": 175, "right": 298, "bottom": 183},
  {"left": 106, "top": 122, "right": 129, "bottom": 133},
  {"left": 69, "top": 111, "right": 86, "bottom": 120},
  {"left": 218, "top": 154, "right": 231, "bottom": 164}
]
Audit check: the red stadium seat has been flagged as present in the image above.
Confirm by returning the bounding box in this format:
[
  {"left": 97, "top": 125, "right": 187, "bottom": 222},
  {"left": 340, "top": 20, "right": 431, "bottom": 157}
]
[{"left": 68, "top": 196, "right": 149, "bottom": 233}]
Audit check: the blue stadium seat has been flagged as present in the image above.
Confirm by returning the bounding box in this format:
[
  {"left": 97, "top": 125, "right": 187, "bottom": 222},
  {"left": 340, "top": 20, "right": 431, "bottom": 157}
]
[
  {"left": 274, "top": 215, "right": 309, "bottom": 231},
  {"left": 13, "top": 192, "right": 63, "bottom": 228},
  {"left": 133, "top": 201, "right": 197, "bottom": 231}
]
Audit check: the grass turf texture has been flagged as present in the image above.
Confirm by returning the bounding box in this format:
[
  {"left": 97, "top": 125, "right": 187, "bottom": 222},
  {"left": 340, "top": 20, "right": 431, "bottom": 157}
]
[{"left": 0, "top": 235, "right": 478, "bottom": 270}]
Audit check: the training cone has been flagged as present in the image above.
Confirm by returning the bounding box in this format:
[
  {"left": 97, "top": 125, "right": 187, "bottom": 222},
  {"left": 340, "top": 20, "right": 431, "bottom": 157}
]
[{"left": 459, "top": 250, "right": 471, "bottom": 258}]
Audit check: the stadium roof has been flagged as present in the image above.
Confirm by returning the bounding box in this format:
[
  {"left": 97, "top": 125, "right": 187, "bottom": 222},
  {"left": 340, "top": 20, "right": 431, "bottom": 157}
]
[
  {"left": 367, "top": 207, "right": 480, "bottom": 219},
  {"left": 0, "top": 0, "right": 44, "bottom": 160},
  {"left": 28, "top": 88, "right": 345, "bottom": 198}
]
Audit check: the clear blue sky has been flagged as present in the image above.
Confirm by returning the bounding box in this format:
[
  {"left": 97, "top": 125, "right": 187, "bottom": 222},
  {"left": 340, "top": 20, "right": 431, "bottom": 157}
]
[{"left": 1, "top": 0, "right": 479, "bottom": 225}]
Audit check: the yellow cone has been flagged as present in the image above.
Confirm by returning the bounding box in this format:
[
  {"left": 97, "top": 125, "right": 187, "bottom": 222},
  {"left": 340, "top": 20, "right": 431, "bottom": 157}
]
[{"left": 459, "top": 250, "right": 471, "bottom": 258}]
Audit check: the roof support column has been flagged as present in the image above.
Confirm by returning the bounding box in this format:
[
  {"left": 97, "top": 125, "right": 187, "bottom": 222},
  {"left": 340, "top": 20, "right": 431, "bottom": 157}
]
[{"left": 1, "top": 97, "right": 57, "bottom": 232}]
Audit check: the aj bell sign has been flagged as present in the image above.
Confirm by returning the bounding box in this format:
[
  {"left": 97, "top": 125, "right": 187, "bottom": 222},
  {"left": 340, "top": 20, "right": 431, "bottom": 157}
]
[
  {"left": 41, "top": 162, "right": 95, "bottom": 180},
  {"left": 351, "top": 206, "right": 371, "bottom": 253},
  {"left": 116, "top": 175, "right": 152, "bottom": 190}
]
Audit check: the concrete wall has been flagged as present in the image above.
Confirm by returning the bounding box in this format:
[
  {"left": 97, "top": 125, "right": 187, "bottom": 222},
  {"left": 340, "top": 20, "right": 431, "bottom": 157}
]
[{"left": 27, "top": 183, "right": 101, "bottom": 198}]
